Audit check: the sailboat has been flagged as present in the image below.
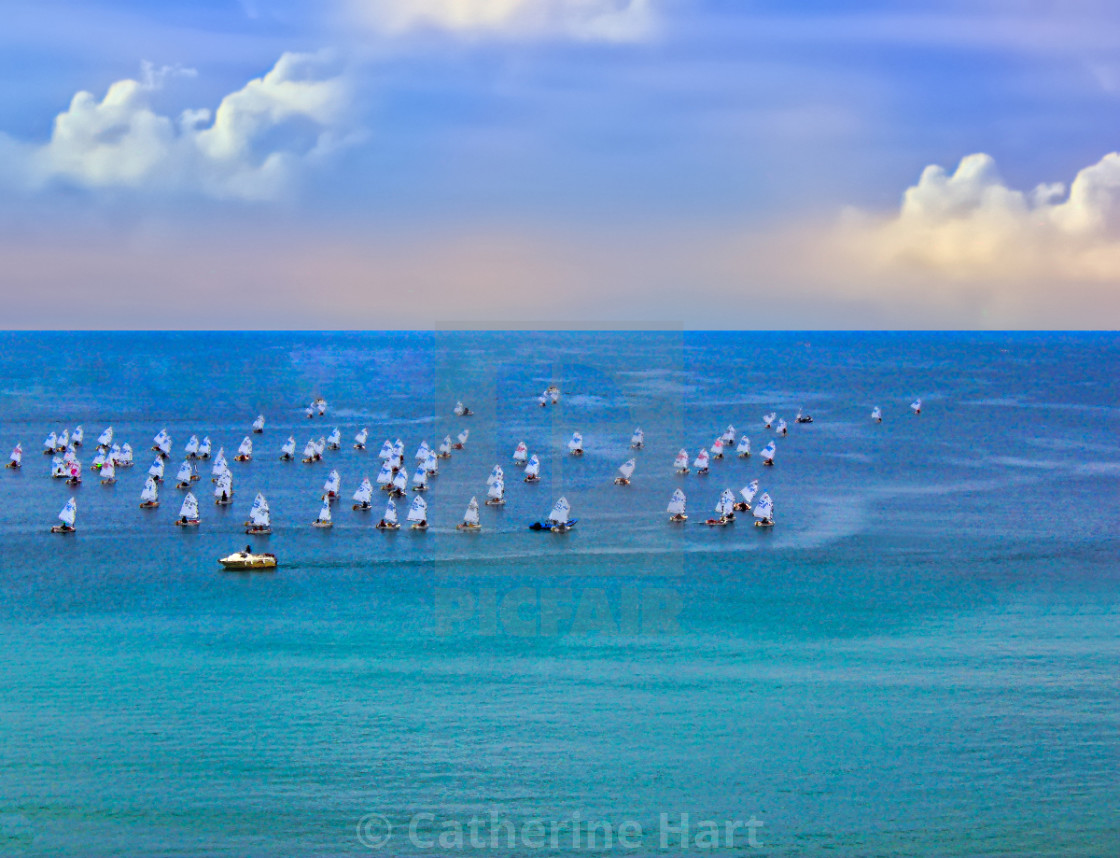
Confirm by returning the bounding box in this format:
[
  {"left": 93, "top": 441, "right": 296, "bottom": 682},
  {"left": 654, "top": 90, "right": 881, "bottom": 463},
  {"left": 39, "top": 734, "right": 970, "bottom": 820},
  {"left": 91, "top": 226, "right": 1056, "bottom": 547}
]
[
  {"left": 99, "top": 457, "right": 116, "bottom": 485},
  {"left": 412, "top": 468, "right": 429, "bottom": 492},
  {"left": 776, "top": 419, "right": 788, "bottom": 437},
  {"left": 197, "top": 437, "right": 212, "bottom": 460},
  {"left": 280, "top": 436, "right": 296, "bottom": 461},
  {"left": 245, "top": 493, "right": 271, "bottom": 534},
  {"left": 210, "top": 450, "right": 228, "bottom": 481},
  {"left": 453, "top": 429, "right": 469, "bottom": 450},
  {"left": 326, "top": 428, "right": 342, "bottom": 450},
  {"left": 252, "top": 415, "right": 265, "bottom": 434},
  {"left": 376, "top": 462, "right": 395, "bottom": 491},
  {"left": 674, "top": 449, "right": 690, "bottom": 474},
  {"left": 315, "top": 398, "right": 327, "bottom": 416},
  {"left": 390, "top": 467, "right": 408, "bottom": 497},
  {"left": 487, "top": 465, "right": 504, "bottom": 486},
  {"left": 347, "top": 477, "right": 373, "bottom": 510},
  {"left": 91, "top": 449, "right": 108, "bottom": 471},
  {"left": 537, "top": 393, "right": 548, "bottom": 407},
  {"left": 530, "top": 496, "right": 575, "bottom": 533},
  {"left": 736, "top": 435, "right": 751, "bottom": 458},
  {"left": 631, "top": 428, "right": 644, "bottom": 450},
  {"left": 753, "top": 492, "right": 775, "bottom": 527},
  {"left": 354, "top": 428, "right": 369, "bottom": 450},
  {"left": 734, "top": 479, "right": 759, "bottom": 512},
  {"left": 118, "top": 443, "right": 134, "bottom": 467},
  {"left": 312, "top": 498, "right": 333, "bottom": 528},
  {"left": 414, "top": 441, "right": 430, "bottom": 465},
  {"left": 710, "top": 438, "right": 724, "bottom": 460},
  {"left": 614, "top": 458, "right": 636, "bottom": 486},
  {"left": 761, "top": 441, "right": 776, "bottom": 466},
  {"left": 910, "top": 398, "right": 922, "bottom": 414},
  {"left": 65, "top": 460, "right": 82, "bottom": 486},
  {"left": 457, "top": 497, "right": 481, "bottom": 531},
  {"left": 51, "top": 456, "right": 67, "bottom": 479},
  {"left": 486, "top": 478, "right": 505, "bottom": 506},
  {"left": 323, "top": 469, "right": 341, "bottom": 502},
  {"left": 152, "top": 429, "right": 172, "bottom": 456},
  {"left": 184, "top": 435, "right": 200, "bottom": 458},
  {"left": 513, "top": 442, "right": 528, "bottom": 465},
  {"left": 378, "top": 439, "right": 394, "bottom": 460},
  {"left": 175, "top": 461, "right": 194, "bottom": 489},
  {"left": 72, "top": 426, "right": 84, "bottom": 447},
  {"left": 43, "top": 431, "right": 57, "bottom": 455},
  {"left": 407, "top": 495, "right": 428, "bottom": 530},
  {"left": 52, "top": 497, "right": 77, "bottom": 533},
  {"left": 140, "top": 476, "right": 160, "bottom": 508},
  {"left": 721, "top": 425, "right": 737, "bottom": 445},
  {"left": 763, "top": 412, "right": 776, "bottom": 429},
  {"left": 148, "top": 457, "right": 165, "bottom": 482},
  {"left": 438, "top": 436, "right": 453, "bottom": 458},
  {"left": 176, "top": 492, "right": 201, "bottom": 527},
  {"left": 6, "top": 444, "right": 21, "bottom": 469},
  {"left": 376, "top": 497, "right": 400, "bottom": 530},
  {"left": 96, "top": 426, "right": 113, "bottom": 450},
  {"left": 706, "top": 489, "right": 736, "bottom": 526},
  {"left": 424, "top": 452, "right": 439, "bottom": 476},
  {"left": 795, "top": 409, "right": 813, "bottom": 424},
  {"left": 214, "top": 472, "right": 234, "bottom": 506},
  {"left": 547, "top": 386, "right": 560, "bottom": 404},
  {"left": 523, "top": 455, "right": 541, "bottom": 482},
  {"left": 234, "top": 437, "right": 253, "bottom": 462},
  {"left": 301, "top": 439, "right": 320, "bottom": 464},
  {"left": 454, "top": 401, "right": 473, "bottom": 417},
  {"left": 667, "top": 488, "right": 687, "bottom": 522},
  {"left": 567, "top": 432, "right": 584, "bottom": 456},
  {"left": 871, "top": 406, "right": 883, "bottom": 423},
  {"left": 693, "top": 449, "right": 710, "bottom": 475},
  {"left": 56, "top": 429, "right": 70, "bottom": 452},
  {"left": 305, "top": 405, "right": 314, "bottom": 419}
]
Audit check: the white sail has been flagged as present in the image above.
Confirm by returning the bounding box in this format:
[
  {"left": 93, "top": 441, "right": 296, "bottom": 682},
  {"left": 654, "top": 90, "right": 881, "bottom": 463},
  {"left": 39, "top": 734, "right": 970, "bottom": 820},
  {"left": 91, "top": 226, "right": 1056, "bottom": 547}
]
[
  {"left": 252, "top": 415, "right": 265, "bottom": 432},
  {"left": 412, "top": 469, "right": 428, "bottom": 489},
  {"left": 72, "top": 426, "right": 84, "bottom": 445},
  {"left": 667, "top": 489, "right": 686, "bottom": 516},
  {"left": 281, "top": 437, "right": 296, "bottom": 457},
  {"left": 302, "top": 440, "right": 317, "bottom": 459},
  {"left": 379, "top": 440, "right": 394, "bottom": 460},
  {"left": 43, "top": 431, "right": 57, "bottom": 451},
  {"left": 463, "top": 497, "right": 480, "bottom": 526},
  {"left": 763, "top": 412, "right": 776, "bottom": 427},
  {"left": 324, "top": 470, "right": 341, "bottom": 494},
  {"left": 871, "top": 406, "right": 882, "bottom": 421},
  {"left": 487, "top": 479, "right": 504, "bottom": 500},
  {"left": 317, "top": 399, "right": 327, "bottom": 415},
  {"left": 414, "top": 441, "right": 430, "bottom": 463},
  {"left": 236, "top": 437, "right": 253, "bottom": 458},
  {"left": 353, "top": 478, "right": 374, "bottom": 504},
  {"left": 197, "top": 437, "right": 211, "bottom": 458},
  {"left": 214, "top": 472, "right": 233, "bottom": 499},
  {"left": 97, "top": 427, "right": 113, "bottom": 447},
  {"left": 710, "top": 439, "right": 724, "bottom": 456},
  {"left": 249, "top": 495, "right": 271, "bottom": 527},
  {"left": 140, "top": 477, "right": 159, "bottom": 503},
  {"left": 693, "top": 449, "right": 710, "bottom": 469},
  {"left": 185, "top": 435, "right": 200, "bottom": 456},
  {"left": 567, "top": 432, "right": 583, "bottom": 452},
  {"left": 753, "top": 493, "right": 774, "bottom": 521},
  {"left": 316, "top": 499, "right": 333, "bottom": 523},
  {"left": 674, "top": 449, "right": 690, "bottom": 470},
  {"left": 424, "top": 453, "right": 439, "bottom": 475},
  {"left": 457, "top": 429, "right": 469, "bottom": 446},
  {"left": 407, "top": 495, "right": 427, "bottom": 523},
  {"left": 393, "top": 439, "right": 405, "bottom": 458},
  {"left": 211, "top": 454, "right": 229, "bottom": 478},
  {"left": 57, "top": 429, "right": 69, "bottom": 448},
  {"left": 910, "top": 399, "right": 922, "bottom": 413},
  {"left": 740, "top": 480, "right": 759, "bottom": 505},
  {"left": 383, "top": 497, "right": 399, "bottom": 524},
  {"left": 631, "top": 428, "right": 644, "bottom": 447},
  {"left": 487, "top": 465, "right": 504, "bottom": 486},
  {"left": 717, "top": 489, "right": 735, "bottom": 517},
  {"left": 153, "top": 428, "right": 169, "bottom": 447},
  {"left": 548, "top": 496, "right": 571, "bottom": 524},
  {"left": 513, "top": 442, "right": 528, "bottom": 463},
  {"left": 439, "top": 436, "right": 453, "bottom": 456},
  {"left": 148, "top": 458, "right": 165, "bottom": 479},
  {"left": 537, "top": 393, "right": 548, "bottom": 407},
  {"left": 736, "top": 435, "right": 750, "bottom": 455},
  {"left": 722, "top": 424, "right": 736, "bottom": 443},
  {"left": 776, "top": 419, "right": 788, "bottom": 434},
  {"left": 549, "top": 388, "right": 559, "bottom": 403},
  {"left": 524, "top": 455, "right": 540, "bottom": 478},
  {"left": 175, "top": 461, "right": 193, "bottom": 483},
  {"left": 179, "top": 492, "right": 199, "bottom": 520},
  {"left": 761, "top": 441, "right": 776, "bottom": 463},
  {"left": 305, "top": 405, "right": 314, "bottom": 419},
  {"left": 9, "top": 444, "right": 22, "bottom": 465},
  {"left": 100, "top": 458, "right": 115, "bottom": 481},
  {"left": 618, "top": 459, "right": 636, "bottom": 480},
  {"left": 119, "top": 443, "right": 133, "bottom": 465},
  {"left": 92, "top": 449, "right": 107, "bottom": 468},
  {"left": 58, "top": 497, "right": 76, "bottom": 527},
  {"left": 327, "top": 428, "right": 342, "bottom": 448},
  {"left": 51, "top": 457, "right": 66, "bottom": 478},
  {"left": 376, "top": 462, "right": 394, "bottom": 486},
  {"left": 454, "top": 401, "right": 466, "bottom": 416},
  {"left": 354, "top": 428, "right": 368, "bottom": 447},
  {"left": 392, "top": 468, "right": 408, "bottom": 492}
]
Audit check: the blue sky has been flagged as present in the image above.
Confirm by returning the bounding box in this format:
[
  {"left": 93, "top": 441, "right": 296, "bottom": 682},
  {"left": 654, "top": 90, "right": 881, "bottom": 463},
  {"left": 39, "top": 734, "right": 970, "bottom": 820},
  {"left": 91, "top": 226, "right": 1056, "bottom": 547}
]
[{"left": 2, "top": 0, "right": 1119, "bottom": 327}]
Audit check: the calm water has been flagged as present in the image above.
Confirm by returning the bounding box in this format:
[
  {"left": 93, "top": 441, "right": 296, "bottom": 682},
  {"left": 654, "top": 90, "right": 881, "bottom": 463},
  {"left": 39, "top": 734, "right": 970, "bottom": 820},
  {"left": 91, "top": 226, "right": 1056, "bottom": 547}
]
[{"left": 0, "top": 331, "right": 1117, "bottom": 857}]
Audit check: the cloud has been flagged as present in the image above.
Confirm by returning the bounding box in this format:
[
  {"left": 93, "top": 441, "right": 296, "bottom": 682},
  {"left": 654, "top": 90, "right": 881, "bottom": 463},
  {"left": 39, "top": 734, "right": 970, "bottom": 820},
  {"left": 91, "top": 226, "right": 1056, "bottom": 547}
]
[
  {"left": 0, "top": 51, "right": 353, "bottom": 201},
  {"left": 349, "top": 0, "right": 655, "bottom": 42}
]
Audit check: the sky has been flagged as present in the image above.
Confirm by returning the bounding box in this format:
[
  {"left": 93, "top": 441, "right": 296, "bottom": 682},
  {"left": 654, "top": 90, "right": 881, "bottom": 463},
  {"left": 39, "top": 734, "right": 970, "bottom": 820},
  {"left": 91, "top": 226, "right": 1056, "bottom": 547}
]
[{"left": 2, "top": 0, "right": 1120, "bottom": 328}]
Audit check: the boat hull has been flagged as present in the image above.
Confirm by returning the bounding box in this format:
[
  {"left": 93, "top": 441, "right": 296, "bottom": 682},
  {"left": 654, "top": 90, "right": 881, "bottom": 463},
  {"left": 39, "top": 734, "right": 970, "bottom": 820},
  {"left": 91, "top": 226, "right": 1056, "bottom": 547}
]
[{"left": 219, "top": 553, "right": 277, "bottom": 571}]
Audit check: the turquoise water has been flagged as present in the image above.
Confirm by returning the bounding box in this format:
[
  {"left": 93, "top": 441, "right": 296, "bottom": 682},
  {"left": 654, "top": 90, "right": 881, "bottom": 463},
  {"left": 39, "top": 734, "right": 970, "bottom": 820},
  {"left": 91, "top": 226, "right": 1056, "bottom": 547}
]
[{"left": 0, "top": 332, "right": 1117, "bottom": 856}]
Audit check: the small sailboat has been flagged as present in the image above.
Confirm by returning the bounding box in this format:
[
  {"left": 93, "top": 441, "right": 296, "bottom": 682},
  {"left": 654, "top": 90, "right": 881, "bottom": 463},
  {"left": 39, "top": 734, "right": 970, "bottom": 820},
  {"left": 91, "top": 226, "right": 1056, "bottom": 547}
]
[
  {"left": 486, "top": 478, "right": 505, "bottom": 506},
  {"left": 776, "top": 419, "right": 788, "bottom": 437},
  {"left": 96, "top": 426, "right": 113, "bottom": 450},
  {"left": 412, "top": 468, "right": 429, "bottom": 492},
  {"left": 454, "top": 401, "right": 473, "bottom": 417},
  {"left": 453, "top": 429, "right": 469, "bottom": 450},
  {"left": 91, "top": 449, "right": 107, "bottom": 470},
  {"left": 376, "top": 497, "right": 400, "bottom": 530},
  {"left": 234, "top": 437, "right": 253, "bottom": 462},
  {"left": 674, "top": 449, "right": 690, "bottom": 474},
  {"left": 152, "top": 429, "right": 172, "bottom": 456},
  {"left": 795, "top": 409, "right": 813, "bottom": 424},
  {"left": 378, "top": 439, "right": 394, "bottom": 460},
  {"left": 734, "top": 479, "right": 758, "bottom": 512},
  {"left": 761, "top": 441, "right": 776, "bottom": 466},
  {"left": 65, "top": 460, "right": 82, "bottom": 486},
  {"left": 175, "top": 460, "right": 194, "bottom": 489},
  {"left": 457, "top": 497, "right": 481, "bottom": 531},
  {"left": 721, "top": 425, "right": 737, "bottom": 445},
  {"left": 327, "top": 428, "right": 342, "bottom": 450},
  {"left": 871, "top": 406, "right": 883, "bottom": 423},
  {"left": 140, "top": 477, "right": 160, "bottom": 508},
  {"left": 312, "top": 498, "right": 333, "bottom": 528},
  {"left": 301, "top": 439, "right": 320, "bottom": 464},
  {"left": 351, "top": 477, "right": 375, "bottom": 510},
  {"left": 315, "top": 398, "right": 327, "bottom": 416},
  {"left": 614, "top": 458, "right": 636, "bottom": 486},
  {"left": 631, "top": 428, "right": 644, "bottom": 450},
  {"left": 176, "top": 492, "right": 201, "bottom": 527},
  {"left": 252, "top": 415, "right": 265, "bottom": 434},
  {"left": 210, "top": 450, "right": 229, "bottom": 481},
  {"left": 706, "top": 489, "right": 736, "bottom": 526},
  {"left": 72, "top": 426, "right": 84, "bottom": 447},
  {"left": 390, "top": 467, "right": 408, "bottom": 497},
  {"left": 710, "top": 438, "right": 724, "bottom": 460},
  {"left": 197, "top": 437, "right": 212, "bottom": 460},
  {"left": 245, "top": 492, "right": 271, "bottom": 534},
  {"left": 910, "top": 398, "right": 922, "bottom": 415},
  {"left": 376, "top": 462, "right": 394, "bottom": 490},
  {"left": 693, "top": 449, "right": 710, "bottom": 475},
  {"left": 323, "top": 469, "right": 341, "bottom": 501},
  {"left": 56, "top": 429, "right": 70, "bottom": 452},
  {"left": 530, "top": 496, "right": 575, "bottom": 533},
  {"left": 547, "top": 386, "right": 560, "bottom": 404},
  {"left": 438, "top": 435, "right": 453, "bottom": 458},
  {"left": 354, "top": 427, "right": 369, "bottom": 450},
  {"left": 51, "top": 456, "right": 67, "bottom": 479},
  {"left": 184, "top": 435, "right": 200, "bottom": 458},
  {"left": 763, "top": 412, "right": 776, "bottom": 429},
  {"left": 305, "top": 405, "right": 314, "bottom": 419},
  {"left": 407, "top": 495, "right": 428, "bottom": 530},
  {"left": 218, "top": 547, "right": 277, "bottom": 570},
  {"left": 414, "top": 441, "right": 430, "bottom": 465},
  {"left": 523, "top": 454, "right": 541, "bottom": 482},
  {"left": 118, "top": 443, "right": 134, "bottom": 467},
  {"left": 43, "top": 431, "right": 57, "bottom": 455},
  {"left": 214, "top": 472, "right": 234, "bottom": 506},
  {"left": 148, "top": 457, "right": 165, "bottom": 483},
  {"left": 6, "top": 443, "right": 21, "bottom": 469},
  {"left": 667, "top": 488, "right": 687, "bottom": 522},
  {"left": 424, "top": 452, "right": 439, "bottom": 476},
  {"left": 487, "top": 465, "right": 505, "bottom": 485},
  {"left": 736, "top": 435, "right": 751, "bottom": 458},
  {"left": 51, "top": 497, "right": 77, "bottom": 533},
  {"left": 753, "top": 492, "right": 774, "bottom": 527},
  {"left": 537, "top": 393, "right": 548, "bottom": 407},
  {"left": 567, "top": 432, "right": 584, "bottom": 456},
  {"left": 513, "top": 441, "right": 528, "bottom": 465},
  {"left": 280, "top": 436, "right": 296, "bottom": 461},
  {"left": 99, "top": 457, "right": 116, "bottom": 485}
]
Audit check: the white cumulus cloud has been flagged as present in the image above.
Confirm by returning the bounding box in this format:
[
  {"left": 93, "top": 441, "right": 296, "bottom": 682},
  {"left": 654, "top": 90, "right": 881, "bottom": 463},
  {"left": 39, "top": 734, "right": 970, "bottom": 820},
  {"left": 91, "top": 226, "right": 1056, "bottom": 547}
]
[
  {"left": 0, "top": 51, "right": 353, "bottom": 201},
  {"left": 350, "top": 0, "right": 655, "bottom": 41}
]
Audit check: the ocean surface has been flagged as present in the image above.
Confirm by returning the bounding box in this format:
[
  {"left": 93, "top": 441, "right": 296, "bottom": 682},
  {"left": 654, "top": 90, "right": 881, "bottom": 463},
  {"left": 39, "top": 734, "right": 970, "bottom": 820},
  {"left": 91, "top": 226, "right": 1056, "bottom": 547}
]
[{"left": 0, "top": 331, "right": 1117, "bottom": 857}]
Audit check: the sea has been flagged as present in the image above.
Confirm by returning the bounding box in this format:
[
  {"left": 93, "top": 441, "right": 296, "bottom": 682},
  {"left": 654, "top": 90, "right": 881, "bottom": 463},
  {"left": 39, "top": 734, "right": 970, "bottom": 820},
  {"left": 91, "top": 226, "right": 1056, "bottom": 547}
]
[{"left": 0, "top": 331, "right": 1116, "bottom": 857}]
